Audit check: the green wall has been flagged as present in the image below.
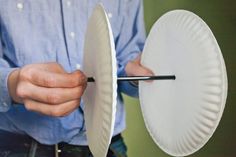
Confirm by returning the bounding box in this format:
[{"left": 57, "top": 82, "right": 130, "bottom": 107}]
[{"left": 123, "top": 0, "right": 236, "bottom": 156}]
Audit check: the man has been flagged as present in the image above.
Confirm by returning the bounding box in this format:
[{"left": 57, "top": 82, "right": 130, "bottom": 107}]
[{"left": 0, "top": 0, "right": 153, "bottom": 156}]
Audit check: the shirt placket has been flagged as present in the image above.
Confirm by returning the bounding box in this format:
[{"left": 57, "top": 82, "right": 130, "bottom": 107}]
[
  {"left": 60, "top": 0, "right": 77, "bottom": 71},
  {"left": 60, "top": 0, "right": 87, "bottom": 139}
]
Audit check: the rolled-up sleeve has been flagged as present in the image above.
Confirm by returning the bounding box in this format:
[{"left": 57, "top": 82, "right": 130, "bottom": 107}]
[
  {"left": 0, "top": 32, "right": 15, "bottom": 112},
  {"left": 116, "top": 0, "right": 146, "bottom": 97}
]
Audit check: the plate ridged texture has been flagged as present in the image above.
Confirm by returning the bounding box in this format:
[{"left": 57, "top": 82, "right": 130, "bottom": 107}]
[
  {"left": 139, "top": 10, "right": 228, "bottom": 156},
  {"left": 83, "top": 4, "right": 117, "bottom": 157}
]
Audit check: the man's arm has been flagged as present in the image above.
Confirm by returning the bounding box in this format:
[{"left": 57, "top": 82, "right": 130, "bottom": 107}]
[
  {"left": 0, "top": 27, "right": 87, "bottom": 117},
  {"left": 7, "top": 63, "right": 87, "bottom": 117},
  {"left": 0, "top": 30, "right": 17, "bottom": 112}
]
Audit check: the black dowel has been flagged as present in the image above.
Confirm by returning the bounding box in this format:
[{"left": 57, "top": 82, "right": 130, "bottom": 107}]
[
  {"left": 87, "top": 75, "right": 176, "bottom": 82},
  {"left": 87, "top": 77, "right": 95, "bottom": 82}
]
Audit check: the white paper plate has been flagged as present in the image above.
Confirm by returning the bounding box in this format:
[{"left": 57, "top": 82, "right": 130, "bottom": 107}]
[
  {"left": 139, "top": 10, "right": 228, "bottom": 156},
  {"left": 83, "top": 4, "right": 117, "bottom": 157}
]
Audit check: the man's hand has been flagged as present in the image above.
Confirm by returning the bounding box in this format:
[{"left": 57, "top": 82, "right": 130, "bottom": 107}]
[
  {"left": 8, "top": 63, "right": 87, "bottom": 117},
  {"left": 125, "top": 54, "right": 154, "bottom": 83}
]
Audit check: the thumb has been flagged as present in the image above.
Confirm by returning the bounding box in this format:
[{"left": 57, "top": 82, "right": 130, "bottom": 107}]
[
  {"left": 133, "top": 65, "right": 154, "bottom": 76},
  {"left": 125, "top": 60, "right": 154, "bottom": 76}
]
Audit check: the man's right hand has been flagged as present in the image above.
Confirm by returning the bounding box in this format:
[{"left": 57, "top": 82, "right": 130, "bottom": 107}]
[{"left": 7, "top": 63, "right": 87, "bottom": 117}]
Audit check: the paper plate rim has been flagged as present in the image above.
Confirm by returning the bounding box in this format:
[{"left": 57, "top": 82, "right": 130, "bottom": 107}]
[
  {"left": 139, "top": 9, "right": 228, "bottom": 156},
  {"left": 83, "top": 4, "right": 117, "bottom": 157}
]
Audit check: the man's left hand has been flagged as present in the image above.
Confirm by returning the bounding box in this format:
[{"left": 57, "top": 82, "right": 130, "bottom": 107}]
[{"left": 125, "top": 54, "right": 154, "bottom": 82}]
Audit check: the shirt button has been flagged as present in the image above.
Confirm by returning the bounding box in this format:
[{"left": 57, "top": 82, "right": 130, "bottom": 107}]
[
  {"left": 67, "top": 1, "right": 71, "bottom": 7},
  {"left": 17, "top": 2, "right": 24, "bottom": 10},
  {"left": 76, "top": 64, "right": 81, "bottom": 70},
  {"left": 2, "top": 102, "right": 8, "bottom": 107},
  {"left": 70, "top": 32, "right": 75, "bottom": 39},
  {"left": 108, "top": 13, "right": 113, "bottom": 18}
]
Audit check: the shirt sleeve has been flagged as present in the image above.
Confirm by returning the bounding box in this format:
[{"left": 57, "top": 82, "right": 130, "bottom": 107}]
[
  {"left": 0, "top": 30, "right": 15, "bottom": 112},
  {"left": 116, "top": 0, "right": 146, "bottom": 98}
]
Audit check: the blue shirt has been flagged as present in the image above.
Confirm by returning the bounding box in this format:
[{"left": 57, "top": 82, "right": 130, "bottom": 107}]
[{"left": 0, "top": 0, "right": 146, "bottom": 145}]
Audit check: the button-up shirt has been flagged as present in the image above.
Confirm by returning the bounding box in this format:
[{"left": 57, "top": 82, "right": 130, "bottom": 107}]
[{"left": 0, "top": 0, "right": 146, "bottom": 145}]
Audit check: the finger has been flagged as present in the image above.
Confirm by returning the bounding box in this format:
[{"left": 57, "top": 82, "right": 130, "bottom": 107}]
[
  {"left": 126, "top": 62, "right": 154, "bottom": 76},
  {"left": 23, "top": 63, "right": 66, "bottom": 74},
  {"left": 135, "top": 66, "right": 154, "bottom": 76},
  {"left": 24, "top": 99, "right": 81, "bottom": 117},
  {"left": 29, "top": 70, "right": 87, "bottom": 88},
  {"left": 40, "top": 62, "right": 66, "bottom": 73},
  {"left": 137, "top": 66, "right": 155, "bottom": 83},
  {"left": 18, "top": 83, "right": 86, "bottom": 104}
]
